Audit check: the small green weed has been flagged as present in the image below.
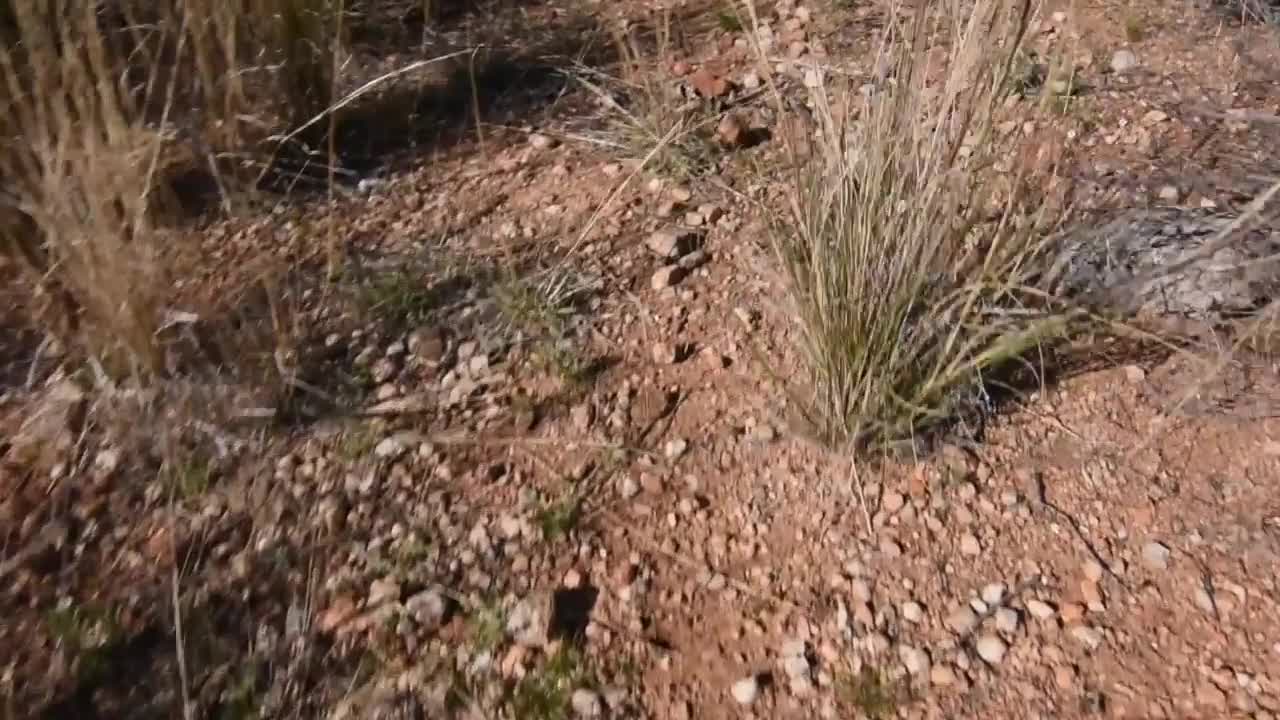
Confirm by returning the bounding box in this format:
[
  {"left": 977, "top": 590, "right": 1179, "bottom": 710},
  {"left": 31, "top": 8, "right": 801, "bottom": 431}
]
[
  {"left": 575, "top": 15, "right": 723, "bottom": 179},
  {"left": 469, "top": 602, "right": 507, "bottom": 654},
  {"left": 165, "top": 456, "right": 213, "bottom": 500},
  {"left": 508, "top": 646, "right": 592, "bottom": 720},
  {"left": 535, "top": 495, "right": 582, "bottom": 541},
  {"left": 360, "top": 269, "right": 435, "bottom": 326},
  {"left": 836, "top": 666, "right": 900, "bottom": 720},
  {"left": 716, "top": 9, "right": 743, "bottom": 32},
  {"left": 216, "top": 663, "right": 262, "bottom": 720},
  {"left": 335, "top": 425, "right": 378, "bottom": 460},
  {"left": 493, "top": 269, "right": 600, "bottom": 389},
  {"left": 45, "top": 603, "right": 124, "bottom": 690},
  {"left": 1124, "top": 16, "right": 1145, "bottom": 42}
]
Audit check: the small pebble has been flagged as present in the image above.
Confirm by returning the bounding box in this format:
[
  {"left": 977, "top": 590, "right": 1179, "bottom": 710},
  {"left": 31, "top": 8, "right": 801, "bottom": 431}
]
[
  {"left": 899, "top": 645, "right": 931, "bottom": 676},
  {"left": 981, "top": 583, "right": 1006, "bottom": 606},
  {"left": 731, "top": 676, "right": 760, "bottom": 705},
  {"left": 902, "top": 601, "right": 924, "bottom": 624},
  {"left": 976, "top": 634, "right": 1008, "bottom": 665},
  {"left": 1071, "top": 625, "right": 1103, "bottom": 650},
  {"left": 995, "top": 607, "right": 1020, "bottom": 634},
  {"left": 571, "top": 688, "right": 603, "bottom": 718},
  {"left": 946, "top": 606, "right": 980, "bottom": 634},
  {"left": 1142, "top": 541, "right": 1171, "bottom": 570},
  {"left": 1026, "top": 599, "right": 1056, "bottom": 620},
  {"left": 1111, "top": 49, "right": 1138, "bottom": 73}
]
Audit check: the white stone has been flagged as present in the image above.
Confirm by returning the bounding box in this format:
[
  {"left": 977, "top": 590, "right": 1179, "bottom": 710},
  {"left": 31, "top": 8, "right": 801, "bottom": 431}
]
[
  {"left": 731, "top": 676, "right": 760, "bottom": 705},
  {"left": 995, "top": 607, "right": 1020, "bottom": 634},
  {"left": 902, "top": 601, "right": 924, "bottom": 624},
  {"left": 976, "top": 634, "right": 1008, "bottom": 664},
  {"left": 1026, "top": 599, "right": 1056, "bottom": 620},
  {"left": 571, "top": 688, "right": 602, "bottom": 718},
  {"left": 981, "top": 583, "right": 1007, "bottom": 606}
]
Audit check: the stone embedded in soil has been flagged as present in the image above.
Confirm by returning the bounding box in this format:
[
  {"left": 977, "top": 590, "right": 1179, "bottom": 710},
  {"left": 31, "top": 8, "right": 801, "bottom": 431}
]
[
  {"left": 960, "top": 533, "right": 982, "bottom": 556},
  {"left": 930, "top": 664, "right": 959, "bottom": 686},
  {"left": 899, "top": 645, "right": 931, "bottom": 676},
  {"left": 976, "top": 634, "right": 1008, "bottom": 665},
  {"left": 981, "top": 583, "right": 1007, "bottom": 606},
  {"left": 652, "top": 265, "right": 686, "bottom": 290},
  {"left": 617, "top": 474, "right": 640, "bottom": 499},
  {"left": 528, "top": 133, "right": 557, "bottom": 149},
  {"left": 995, "top": 607, "right": 1020, "bottom": 634},
  {"left": 1026, "top": 599, "right": 1056, "bottom": 620},
  {"left": 882, "top": 491, "right": 906, "bottom": 513},
  {"left": 901, "top": 601, "right": 925, "bottom": 624},
  {"left": 1111, "top": 48, "right": 1138, "bottom": 73},
  {"left": 1071, "top": 625, "right": 1104, "bottom": 650},
  {"left": 647, "top": 228, "right": 698, "bottom": 259},
  {"left": 879, "top": 539, "right": 903, "bottom": 558},
  {"left": 507, "top": 594, "right": 551, "bottom": 648},
  {"left": 1194, "top": 586, "right": 1216, "bottom": 616},
  {"left": 571, "top": 688, "right": 603, "bottom": 718},
  {"left": 731, "top": 676, "right": 761, "bottom": 705},
  {"left": 368, "top": 577, "right": 401, "bottom": 607},
  {"left": 947, "top": 606, "right": 980, "bottom": 634},
  {"left": 652, "top": 342, "right": 679, "bottom": 364},
  {"left": 405, "top": 588, "right": 448, "bottom": 632},
  {"left": 1142, "top": 541, "right": 1171, "bottom": 570}
]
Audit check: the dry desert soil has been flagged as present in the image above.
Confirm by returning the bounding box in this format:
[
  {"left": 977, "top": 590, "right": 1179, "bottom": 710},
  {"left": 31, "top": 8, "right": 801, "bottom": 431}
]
[{"left": 3, "top": 1, "right": 1280, "bottom": 719}]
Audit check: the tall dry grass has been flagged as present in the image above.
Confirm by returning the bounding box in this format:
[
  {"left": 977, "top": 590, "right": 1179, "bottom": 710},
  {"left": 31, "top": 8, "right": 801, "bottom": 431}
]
[
  {"left": 748, "top": 0, "right": 1076, "bottom": 452},
  {"left": 0, "top": 0, "right": 344, "bottom": 380}
]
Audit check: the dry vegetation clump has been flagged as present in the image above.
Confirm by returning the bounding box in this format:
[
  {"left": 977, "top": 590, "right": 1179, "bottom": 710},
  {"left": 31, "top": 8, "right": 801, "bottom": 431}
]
[
  {"left": 754, "top": 0, "right": 1078, "bottom": 452},
  {"left": 0, "top": 0, "right": 344, "bottom": 380}
]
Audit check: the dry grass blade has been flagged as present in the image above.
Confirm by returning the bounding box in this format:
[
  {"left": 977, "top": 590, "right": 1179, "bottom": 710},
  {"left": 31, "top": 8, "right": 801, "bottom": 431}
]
[
  {"left": 0, "top": 0, "right": 347, "bottom": 382},
  {"left": 755, "top": 0, "right": 1074, "bottom": 452}
]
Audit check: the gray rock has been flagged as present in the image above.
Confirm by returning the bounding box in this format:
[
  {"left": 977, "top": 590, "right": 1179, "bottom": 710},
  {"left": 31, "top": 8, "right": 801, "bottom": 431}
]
[
  {"left": 1110, "top": 48, "right": 1138, "bottom": 73},
  {"left": 405, "top": 589, "right": 449, "bottom": 632},
  {"left": 995, "top": 607, "right": 1021, "bottom": 634},
  {"left": 646, "top": 229, "right": 682, "bottom": 258},
  {"left": 1142, "top": 541, "right": 1171, "bottom": 570},
  {"left": 782, "top": 654, "right": 811, "bottom": 681},
  {"left": 571, "top": 688, "right": 603, "bottom": 718},
  {"left": 1043, "top": 208, "right": 1280, "bottom": 323},
  {"left": 506, "top": 594, "right": 550, "bottom": 648},
  {"left": 981, "top": 583, "right": 1007, "bottom": 606},
  {"left": 899, "top": 645, "right": 931, "bottom": 676}
]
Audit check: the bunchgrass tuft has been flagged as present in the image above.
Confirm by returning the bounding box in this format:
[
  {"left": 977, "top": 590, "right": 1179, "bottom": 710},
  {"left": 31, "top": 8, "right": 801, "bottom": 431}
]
[
  {"left": 754, "top": 0, "right": 1076, "bottom": 451},
  {"left": 574, "top": 13, "right": 720, "bottom": 178}
]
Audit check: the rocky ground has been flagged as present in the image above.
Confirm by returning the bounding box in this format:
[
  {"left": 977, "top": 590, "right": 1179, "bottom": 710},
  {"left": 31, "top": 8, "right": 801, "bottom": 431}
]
[{"left": 3, "top": 0, "right": 1280, "bottom": 719}]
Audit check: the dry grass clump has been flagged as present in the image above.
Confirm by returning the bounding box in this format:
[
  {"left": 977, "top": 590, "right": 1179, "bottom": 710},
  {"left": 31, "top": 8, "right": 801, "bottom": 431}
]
[
  {"left": 575, "top": 13, "right": 722, "bottom": 178},
  {"left": 758, "top": 0, "right": 1076, "bottom": 451},
  {"left": 0, "top": 0, "right": 344, "bottom": 381},
  {"left": 1222, "top": 0, "right": 1280, "bottom": 24}
]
